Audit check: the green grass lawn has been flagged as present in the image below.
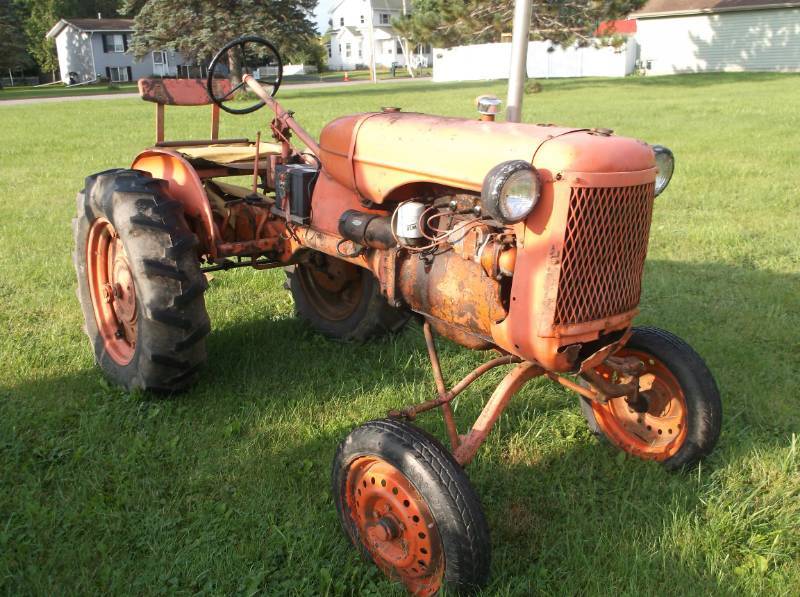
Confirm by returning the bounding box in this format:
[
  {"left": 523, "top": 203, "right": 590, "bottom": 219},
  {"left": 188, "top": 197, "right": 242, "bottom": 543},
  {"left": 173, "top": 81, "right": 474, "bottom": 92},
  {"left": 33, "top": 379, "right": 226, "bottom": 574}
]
[{"left": 1, "top": 72, "right": 799, "bottom": 595}]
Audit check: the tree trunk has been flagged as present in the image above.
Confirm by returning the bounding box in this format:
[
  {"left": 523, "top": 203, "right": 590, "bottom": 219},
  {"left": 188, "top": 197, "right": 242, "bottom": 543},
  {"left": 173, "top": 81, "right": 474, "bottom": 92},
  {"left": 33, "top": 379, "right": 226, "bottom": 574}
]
[{"left": 228, "top": 48, "right": 243, "bottom": 88}]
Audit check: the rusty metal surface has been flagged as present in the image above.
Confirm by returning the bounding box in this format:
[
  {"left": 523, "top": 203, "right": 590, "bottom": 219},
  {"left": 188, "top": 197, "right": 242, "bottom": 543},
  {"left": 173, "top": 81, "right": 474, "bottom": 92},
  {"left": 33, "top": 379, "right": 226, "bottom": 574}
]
[
  {"left": 453, "top": 362, "right": 543, "bottom": 465},
  {"left": 423, "top": 321, "right": 460, "bottom": 450},
  {"left": 139, "top": 78, "right": 230, "bottom": 106},
  {"left": 398, "top": 251, "right": 506, "bottom": 341}
]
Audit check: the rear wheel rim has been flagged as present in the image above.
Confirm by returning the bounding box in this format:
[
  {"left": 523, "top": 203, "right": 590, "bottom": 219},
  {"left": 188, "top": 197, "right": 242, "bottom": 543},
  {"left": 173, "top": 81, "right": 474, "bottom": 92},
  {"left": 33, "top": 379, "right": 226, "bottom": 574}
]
[
  {"left": 296, "top": 257, "right": 363, "bottom": 321},
  {"left": 86, "top": 219, "right": 137, "bottom": 365},
  {"left": 346, "top": 456, "right": 444, "bottom": 596},
  {"left": 591, "top": 349, "right": 687, "bottom": 460}
]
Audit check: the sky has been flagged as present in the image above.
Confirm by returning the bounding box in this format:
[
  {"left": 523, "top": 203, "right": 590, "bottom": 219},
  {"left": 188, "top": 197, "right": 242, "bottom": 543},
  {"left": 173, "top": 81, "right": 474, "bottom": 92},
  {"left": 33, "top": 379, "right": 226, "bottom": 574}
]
[{"left": 314, "top": 0, "right": 336, "bottom": 33}]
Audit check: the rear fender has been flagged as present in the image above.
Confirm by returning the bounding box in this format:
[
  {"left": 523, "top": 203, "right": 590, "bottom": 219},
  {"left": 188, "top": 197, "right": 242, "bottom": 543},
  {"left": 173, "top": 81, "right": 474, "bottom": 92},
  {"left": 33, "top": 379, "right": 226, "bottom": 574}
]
[{"left": 132, "top": 149, "right": 219, "bottom": 258}]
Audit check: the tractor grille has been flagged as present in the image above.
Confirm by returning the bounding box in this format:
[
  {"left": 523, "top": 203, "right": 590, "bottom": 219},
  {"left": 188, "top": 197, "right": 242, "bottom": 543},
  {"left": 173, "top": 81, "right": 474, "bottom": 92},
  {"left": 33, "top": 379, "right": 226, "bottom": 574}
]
[{"left": 553, "top": 183, "right": 655, "bottom": 326}]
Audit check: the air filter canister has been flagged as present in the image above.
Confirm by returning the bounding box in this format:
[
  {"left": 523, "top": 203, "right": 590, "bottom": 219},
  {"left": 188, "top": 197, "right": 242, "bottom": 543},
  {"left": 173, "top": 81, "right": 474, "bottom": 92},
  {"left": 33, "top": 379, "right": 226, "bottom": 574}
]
[{"left": 394, "top": 201, "right": 426, "bottom": 246}]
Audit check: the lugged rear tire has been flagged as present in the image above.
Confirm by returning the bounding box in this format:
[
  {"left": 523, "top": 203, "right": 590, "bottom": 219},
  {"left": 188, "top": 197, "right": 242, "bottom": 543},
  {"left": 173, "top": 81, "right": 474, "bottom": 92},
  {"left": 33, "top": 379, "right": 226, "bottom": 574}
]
[
  {"left": 73, "top": 169, "right": 210, "bottom": 393},
  {"left": 286, "top": 251, "right": 409, "bottom": 341}
]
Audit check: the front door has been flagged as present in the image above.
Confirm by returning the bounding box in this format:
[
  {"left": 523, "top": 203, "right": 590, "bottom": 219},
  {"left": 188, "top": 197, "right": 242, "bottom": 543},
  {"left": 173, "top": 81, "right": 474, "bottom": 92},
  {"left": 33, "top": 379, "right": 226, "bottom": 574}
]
[{"left": 153, "top": 51, "right": 168, "bottom": 77}]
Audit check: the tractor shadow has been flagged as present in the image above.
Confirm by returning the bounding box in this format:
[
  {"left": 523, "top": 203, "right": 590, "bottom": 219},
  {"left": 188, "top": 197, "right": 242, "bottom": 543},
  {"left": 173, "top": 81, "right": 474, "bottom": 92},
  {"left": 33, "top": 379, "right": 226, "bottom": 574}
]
[{"left": 3, "top": 258, "right": 797, "bottom": 593}]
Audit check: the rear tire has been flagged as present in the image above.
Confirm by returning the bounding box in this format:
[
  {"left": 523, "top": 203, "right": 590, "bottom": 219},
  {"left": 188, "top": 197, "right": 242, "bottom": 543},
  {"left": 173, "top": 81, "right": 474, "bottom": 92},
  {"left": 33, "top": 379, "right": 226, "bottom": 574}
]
[
  {"left": 579, "top": 327, "right": 721, "bottom": 470},
  {"left": 287, "top": 252, "right": 409, "bottom": 341},
  {"left": 332, "top": 419, "right": 491, "bottom": 595},
  {"left": 73, "top": 169, "right": 210, "bottom": 393}
]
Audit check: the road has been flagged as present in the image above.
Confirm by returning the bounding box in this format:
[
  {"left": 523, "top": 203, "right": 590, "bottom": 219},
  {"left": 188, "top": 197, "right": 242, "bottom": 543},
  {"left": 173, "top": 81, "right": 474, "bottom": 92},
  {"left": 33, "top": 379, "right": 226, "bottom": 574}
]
[{"left": 0, "top": 77, "right": 432, "bottom": 106}]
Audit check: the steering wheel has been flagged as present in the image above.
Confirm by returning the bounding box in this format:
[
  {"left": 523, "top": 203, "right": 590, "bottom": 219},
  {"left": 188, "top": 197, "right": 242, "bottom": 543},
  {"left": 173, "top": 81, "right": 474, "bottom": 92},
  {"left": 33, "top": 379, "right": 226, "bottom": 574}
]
[{"left": 206, "top": 36, "right": 283, "bottom": 115}]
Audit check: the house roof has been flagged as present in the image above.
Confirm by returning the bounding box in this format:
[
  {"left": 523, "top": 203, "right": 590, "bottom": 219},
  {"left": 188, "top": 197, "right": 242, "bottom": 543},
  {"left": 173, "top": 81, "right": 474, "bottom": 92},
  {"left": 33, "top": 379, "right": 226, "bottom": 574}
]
[
  {"left": 329, "top": 0, "right": 404, "bottom": 14},
  {"left": 46, "top": 17, "right": 134, "bottom": 38},
  {"left": 634, "top": 0, "right": 800, "bottom": 18}
]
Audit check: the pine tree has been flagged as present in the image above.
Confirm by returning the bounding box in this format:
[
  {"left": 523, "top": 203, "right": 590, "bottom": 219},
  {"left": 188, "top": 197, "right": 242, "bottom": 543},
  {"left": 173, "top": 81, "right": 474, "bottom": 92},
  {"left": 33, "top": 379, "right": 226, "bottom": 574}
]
[
  {"left": 122, "top": 0, "right": 319, "bottom": 67},
  {"left": 394, "top": 0, "right": 647, "bottom": 48},
  {"left": 0, "top": 0, "right": 33, "bottom": 82}
]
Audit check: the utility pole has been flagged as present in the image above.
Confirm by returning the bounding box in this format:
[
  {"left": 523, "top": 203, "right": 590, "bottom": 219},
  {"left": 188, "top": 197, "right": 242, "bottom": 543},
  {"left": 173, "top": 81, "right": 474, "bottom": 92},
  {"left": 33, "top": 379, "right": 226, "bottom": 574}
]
[
  {"left": 367, "top": 1, "right": 377, "bottom": 83},
  {"left": 506, "top": 0, "right": 532, "bottom": 122},
  {"left": 401, "top": 0, "right": 414, "bottom": 77}
]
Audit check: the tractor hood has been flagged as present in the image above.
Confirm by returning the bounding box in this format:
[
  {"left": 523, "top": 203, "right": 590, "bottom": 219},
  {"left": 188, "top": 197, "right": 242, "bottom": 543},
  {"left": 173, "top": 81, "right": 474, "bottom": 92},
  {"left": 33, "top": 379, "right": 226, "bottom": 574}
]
[{"left": 318, "top": 112, "right": 655, "bottom": 204}]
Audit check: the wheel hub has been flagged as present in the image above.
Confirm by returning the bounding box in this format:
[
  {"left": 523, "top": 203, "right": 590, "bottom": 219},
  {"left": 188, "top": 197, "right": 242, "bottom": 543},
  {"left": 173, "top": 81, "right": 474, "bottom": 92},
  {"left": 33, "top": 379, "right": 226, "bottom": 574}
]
[
  {"left": 297, "top": 256, "right": 363, "bottom": 321},
  {"left": 591, "top": 349, "right": 687, "bottom": 460},
  {"left": 346, "top": 457, "right": 444, "bottom": 596},
  {"left": 86, "top": 219, "right": 138, "bottom": 365}
]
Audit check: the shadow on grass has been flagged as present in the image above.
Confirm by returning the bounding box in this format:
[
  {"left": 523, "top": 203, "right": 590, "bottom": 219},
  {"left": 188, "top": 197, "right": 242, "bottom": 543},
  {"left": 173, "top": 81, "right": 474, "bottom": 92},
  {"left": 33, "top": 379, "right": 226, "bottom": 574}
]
[{"left": 3, "top": 258, "right": 796, "bottom": 593}]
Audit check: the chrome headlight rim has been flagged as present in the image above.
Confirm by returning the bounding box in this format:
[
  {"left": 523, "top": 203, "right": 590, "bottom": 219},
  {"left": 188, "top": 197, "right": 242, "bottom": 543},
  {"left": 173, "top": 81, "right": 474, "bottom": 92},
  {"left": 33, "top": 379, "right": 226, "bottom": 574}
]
[
  {"left": 481, "top": 160, "right": 541, "bottom": 224},
  {"left": 652, "top": 145, "right": 675, "bottom": 197}
]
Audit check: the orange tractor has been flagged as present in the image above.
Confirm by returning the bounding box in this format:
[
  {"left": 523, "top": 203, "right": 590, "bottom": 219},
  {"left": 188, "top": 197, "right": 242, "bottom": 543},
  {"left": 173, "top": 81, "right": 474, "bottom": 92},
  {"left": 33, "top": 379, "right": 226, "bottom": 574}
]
[{"left": 73, "top": 38, "right": 721, "bottom": 594}]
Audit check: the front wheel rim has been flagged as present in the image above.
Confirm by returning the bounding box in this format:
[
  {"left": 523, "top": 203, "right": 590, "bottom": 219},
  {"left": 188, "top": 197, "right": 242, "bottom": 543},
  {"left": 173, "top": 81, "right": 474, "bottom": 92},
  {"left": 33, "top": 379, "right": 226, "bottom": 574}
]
[
  {"left": 346, "top": 456, "right": 444, "bottom": 596},
  {"left": 591, "top": 349, "right": 688, "bottom": 460},
  {"left": 86, "top": 218, "right": 138, "bottom": 365}
]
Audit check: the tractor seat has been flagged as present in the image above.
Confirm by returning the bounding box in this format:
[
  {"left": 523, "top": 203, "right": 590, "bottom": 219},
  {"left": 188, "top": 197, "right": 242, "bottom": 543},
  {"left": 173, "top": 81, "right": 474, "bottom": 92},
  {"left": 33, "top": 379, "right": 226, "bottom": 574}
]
[
  {"left": 138, "top": 78, "right": 283, "bottom": 170},
  {"left": 169, "top": 140, "right": 283, "bottom": 166}
]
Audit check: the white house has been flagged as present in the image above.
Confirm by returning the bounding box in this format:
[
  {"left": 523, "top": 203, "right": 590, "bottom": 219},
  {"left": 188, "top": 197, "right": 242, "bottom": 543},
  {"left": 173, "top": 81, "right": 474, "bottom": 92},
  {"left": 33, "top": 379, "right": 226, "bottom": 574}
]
[
  {"left": 326, "top": 0, "right": 431, "bottom": 70},
  {"left": 634, "top": 0, "right": 800, "bottom": 74},
  {"left": 46, "top": 17, "right": 195, "bottom": 84}
]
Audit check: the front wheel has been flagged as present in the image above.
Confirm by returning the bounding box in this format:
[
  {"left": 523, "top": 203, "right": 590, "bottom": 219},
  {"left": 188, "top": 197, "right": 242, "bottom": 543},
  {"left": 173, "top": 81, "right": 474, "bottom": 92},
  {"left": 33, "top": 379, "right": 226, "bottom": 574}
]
[
  {"left": 332, "top": 419, "right": 491, "bottom": 595},
  {"left": 579, "top": 327, "right": 722, "bottom": 470}
]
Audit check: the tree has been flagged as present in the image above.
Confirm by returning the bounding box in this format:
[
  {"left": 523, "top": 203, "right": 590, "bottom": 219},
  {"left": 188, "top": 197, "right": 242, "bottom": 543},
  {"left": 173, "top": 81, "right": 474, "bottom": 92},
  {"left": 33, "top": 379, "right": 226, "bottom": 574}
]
[
  {"left": 394, "top": 0, "right": 647, "bottom": 48},
  {"left": 122, "top": 0, "right": 318, "bottom": 67},
  {"left": 0, "top": 0, "right": 33, "bottom": 81}
]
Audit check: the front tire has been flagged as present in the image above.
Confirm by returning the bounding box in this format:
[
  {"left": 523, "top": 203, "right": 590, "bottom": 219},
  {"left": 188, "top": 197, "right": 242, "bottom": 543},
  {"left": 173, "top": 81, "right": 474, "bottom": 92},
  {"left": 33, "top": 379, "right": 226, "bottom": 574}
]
[
  {"left": 73, "top": 169, "right": 210, "bottom": 393},
  {"left": 332, "top": 419, "right": 491, "bottom": 595},
  {"left": 579, "top": 327, "right": 722, "bottom": 470}
]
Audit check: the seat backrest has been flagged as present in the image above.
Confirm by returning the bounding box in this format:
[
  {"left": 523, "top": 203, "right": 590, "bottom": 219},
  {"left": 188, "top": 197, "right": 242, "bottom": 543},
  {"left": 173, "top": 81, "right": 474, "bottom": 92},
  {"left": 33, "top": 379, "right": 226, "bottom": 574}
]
[
  {"left": 138, "top": 78, "right": 231, "bottom": 106},
  {"left": 138, "top": 78, "right": 233, "bottom": 144}
]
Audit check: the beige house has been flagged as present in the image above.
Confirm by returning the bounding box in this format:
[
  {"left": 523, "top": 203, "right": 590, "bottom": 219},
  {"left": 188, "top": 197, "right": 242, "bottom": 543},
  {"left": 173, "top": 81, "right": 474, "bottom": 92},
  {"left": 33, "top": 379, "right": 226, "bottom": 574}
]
[{"left": 634, "top": 0, "right": 800, "bottom": 74}]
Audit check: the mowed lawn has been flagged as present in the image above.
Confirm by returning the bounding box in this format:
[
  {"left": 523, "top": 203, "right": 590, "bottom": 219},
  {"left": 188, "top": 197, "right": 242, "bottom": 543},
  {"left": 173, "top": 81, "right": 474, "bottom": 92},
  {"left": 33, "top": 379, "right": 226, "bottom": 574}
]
[{"left": 1, "top": 73, "right": 799, "bottom": 595}]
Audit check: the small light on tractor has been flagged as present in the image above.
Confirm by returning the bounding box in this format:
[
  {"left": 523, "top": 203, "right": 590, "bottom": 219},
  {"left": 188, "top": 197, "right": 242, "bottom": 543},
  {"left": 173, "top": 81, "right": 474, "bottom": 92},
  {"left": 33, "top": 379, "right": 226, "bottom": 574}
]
[
  {"left": 481, "top": 160, "right": 541, "bottom": 224},
  {"left": 652, "top": 145, "right": 675, "bottom": 197}
]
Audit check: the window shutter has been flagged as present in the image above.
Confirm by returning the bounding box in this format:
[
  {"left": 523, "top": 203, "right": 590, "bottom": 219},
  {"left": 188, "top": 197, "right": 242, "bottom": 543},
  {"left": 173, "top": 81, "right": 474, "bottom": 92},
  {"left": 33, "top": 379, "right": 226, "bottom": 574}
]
[
  {"left": 102, "top": 34, "right": 109, "bottom": 53},
  {"left": 105, "top": 66, "right": 111, "bottom": 80},
  {"left": 126, "top": 66, "right": 133, "bottom": 81},
  {"left": 123, "top": 34, "right": 129, "bottom": 52}
]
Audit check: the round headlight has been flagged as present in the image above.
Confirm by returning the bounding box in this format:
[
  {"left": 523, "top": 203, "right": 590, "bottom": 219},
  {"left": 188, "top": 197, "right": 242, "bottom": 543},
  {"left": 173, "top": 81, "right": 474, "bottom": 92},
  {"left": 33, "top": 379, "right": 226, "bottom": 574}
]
[
  {"left": 652, "top": 145, "right": 674, "bottom": 197},
  {"left": 481, "top": 160, "right": 541, "bottom": 224}
]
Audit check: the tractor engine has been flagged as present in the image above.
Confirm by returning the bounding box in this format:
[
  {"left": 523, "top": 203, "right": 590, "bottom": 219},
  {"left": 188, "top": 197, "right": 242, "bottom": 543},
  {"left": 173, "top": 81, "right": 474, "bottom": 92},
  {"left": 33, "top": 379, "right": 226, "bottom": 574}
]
[{"left": 316, "top": 111, "right": 664, "bottom": 372}]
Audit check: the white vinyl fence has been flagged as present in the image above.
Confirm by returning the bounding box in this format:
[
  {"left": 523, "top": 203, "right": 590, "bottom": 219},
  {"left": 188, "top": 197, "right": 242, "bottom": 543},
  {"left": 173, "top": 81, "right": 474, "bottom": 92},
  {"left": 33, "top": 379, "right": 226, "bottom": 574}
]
[{"left": 432, "top": 40, "right": 638, "bottom": 82}]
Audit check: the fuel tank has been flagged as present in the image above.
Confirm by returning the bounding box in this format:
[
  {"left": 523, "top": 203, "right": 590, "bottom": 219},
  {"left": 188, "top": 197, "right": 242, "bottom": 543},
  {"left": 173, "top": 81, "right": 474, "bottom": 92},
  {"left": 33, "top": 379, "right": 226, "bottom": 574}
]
[{"left": 318, "top": 112, "right": 655, "bottom": 203}]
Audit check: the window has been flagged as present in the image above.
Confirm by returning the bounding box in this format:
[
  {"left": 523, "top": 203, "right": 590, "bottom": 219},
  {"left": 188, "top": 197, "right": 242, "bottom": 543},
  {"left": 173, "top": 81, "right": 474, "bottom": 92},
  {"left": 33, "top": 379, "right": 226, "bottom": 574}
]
[
  {"left": 381, "top": 13, "right": 390, "bottom": 24},
  {"left": 338, "top": 43, "right": 342, "bottom": 54},
  {"left": 153, "top": 51, "right": 166, "bottom": 65},
  {"left": 106, "top": 66, "right": 130, "bottom": 82},
  {"left": 360, "top": 15, "right": 364, "bottom": 24},
  {"left": 345, "top": 43, "right": 351, "bottom": 58},
  {"left": 177, "top": 64, "right": 208, "bottom": 78},
  {"left": 358, "top": 43, "right": 362, "bottom": 58},
  {"left": 103, "top": 33, "right": 126, "bottom": 53},
  {"left": 396, "top": 40, "right": 403, "bottom": 54},
  {"left": 340, "top": 17, "right": 344, "bottom": 26},
  {"left": 327, "top": 44, "right": 332, "bottom": 58}
]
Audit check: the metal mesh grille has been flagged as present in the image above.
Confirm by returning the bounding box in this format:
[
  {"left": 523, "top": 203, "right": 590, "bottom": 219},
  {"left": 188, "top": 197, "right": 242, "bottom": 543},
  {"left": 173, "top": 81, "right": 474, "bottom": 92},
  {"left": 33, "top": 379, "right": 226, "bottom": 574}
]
[{"left": 554, "top": 183, "right": 655, "bottom": 326}]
